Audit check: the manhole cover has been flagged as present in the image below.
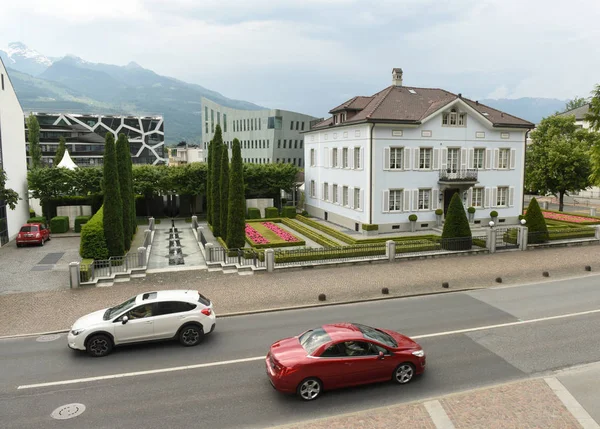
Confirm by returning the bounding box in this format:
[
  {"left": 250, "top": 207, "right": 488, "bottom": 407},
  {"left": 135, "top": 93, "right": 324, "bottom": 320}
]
[
  {"left": 36, "top": 334, "right": 61, "bottom": 342},
  {"left": 51, "top": 403, "right": 86, "bottom": 420}
]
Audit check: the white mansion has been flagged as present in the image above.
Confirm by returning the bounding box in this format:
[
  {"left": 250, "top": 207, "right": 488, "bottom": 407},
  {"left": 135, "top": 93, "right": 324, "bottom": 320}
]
[{"left": 303, "top": 69, "right": 534, "bottom": 234}]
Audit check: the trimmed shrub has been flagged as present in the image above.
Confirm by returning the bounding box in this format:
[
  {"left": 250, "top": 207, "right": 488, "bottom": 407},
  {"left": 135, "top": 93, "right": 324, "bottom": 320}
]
[
  {"left": 408, "top": 214, "right": 418, "bottom": 222},
  {"left": 441, "top": 192, "right": 472, "bottom": 250},
  {"left": 281, "top": 206, "right": 297, "bottom": 218},
  {"left": 27, "top": 216, "right": 46, "bottom": 224},
  {"left": 79, "top": 258, "right": 93, "bottom": 282},
  {"left": 75, "top": 216, "right": 91, "bottom": 233},
  {"left": 265, "top": 207, "right": 279, "bottom": 218},
  {"left": 281, "top": 219, "right": 339, "bottom": 248},
  {"left": 80, "top": 206, "right": 109, "bottom": 260},
  {"left": 296, "top": 215, "right": 355, "bottom": 244},
  {"left": 50, "top": 216, "right": 69, "bottom": 233},
  {"left": 301, "top": 210, "right": 309, "bottom": 216},
  {"left": 467, "top": 207, "right": 476, "bottom": 214},
  {"left": 435, "top": 208, "right": 444, "bottom": 216},
  {"left": 490, "top": 210, "right": 499, "bottom": 218},
  {"left": 361, "top": 223, "right": 379, "bottom": 231},
  {"left": 518, "top": 214, "right": 525, "bottom": 221},
  {"left": 525, "top": 197, "right": 549, "bottom": 244},
  {"left": 247, "top": 207, "right": 261, "bottom": 219},
  {"left": 29, "top": 209, "right": 36, "bottom": 217}
]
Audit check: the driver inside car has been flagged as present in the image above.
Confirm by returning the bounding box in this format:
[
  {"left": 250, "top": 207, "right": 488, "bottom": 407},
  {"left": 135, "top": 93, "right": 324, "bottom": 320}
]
[{"left": 129, "top": 304, "right": 152, "bottom": 319}]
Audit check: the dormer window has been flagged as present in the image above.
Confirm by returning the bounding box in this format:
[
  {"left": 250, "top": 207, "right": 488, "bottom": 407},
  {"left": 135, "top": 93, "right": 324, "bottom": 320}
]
[{"left": 442, "top": 109, "right": 466, "bottom": 127}]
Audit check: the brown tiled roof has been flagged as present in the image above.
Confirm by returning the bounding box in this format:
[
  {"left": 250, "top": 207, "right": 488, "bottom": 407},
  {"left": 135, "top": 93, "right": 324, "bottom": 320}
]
[
  {"left": 557, "top": 104, "right": 590, "bottom": 120},
  {"left": 313, "top": 85, "right": 534, "bottom": 130}
]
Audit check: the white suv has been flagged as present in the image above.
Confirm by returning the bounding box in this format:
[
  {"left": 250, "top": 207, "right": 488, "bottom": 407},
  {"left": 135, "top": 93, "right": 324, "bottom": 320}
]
[{"left": 68, "top": 290, "right": 216, "bottom": 357}]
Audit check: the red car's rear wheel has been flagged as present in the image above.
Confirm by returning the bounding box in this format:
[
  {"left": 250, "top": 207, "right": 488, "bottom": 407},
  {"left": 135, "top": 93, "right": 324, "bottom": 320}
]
[{"left": 296, "top": 378, "right": 322, "bottom": 401}]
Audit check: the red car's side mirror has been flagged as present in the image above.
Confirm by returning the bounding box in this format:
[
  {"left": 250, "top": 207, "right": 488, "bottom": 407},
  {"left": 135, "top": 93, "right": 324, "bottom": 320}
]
[{"left": 378, "top": 351, "right": 385, "bottom": 360}]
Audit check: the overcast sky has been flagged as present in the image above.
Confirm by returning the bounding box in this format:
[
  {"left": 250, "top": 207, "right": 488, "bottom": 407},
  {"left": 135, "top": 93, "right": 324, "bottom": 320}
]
[{"left": 1, "top": 0, "right": 599, "bottom": 117}]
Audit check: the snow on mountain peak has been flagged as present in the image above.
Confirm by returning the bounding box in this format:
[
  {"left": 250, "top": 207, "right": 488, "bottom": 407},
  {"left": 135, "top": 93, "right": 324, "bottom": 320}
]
[{"left": 5, "top": 41, "right": 53, "bottom": 66}]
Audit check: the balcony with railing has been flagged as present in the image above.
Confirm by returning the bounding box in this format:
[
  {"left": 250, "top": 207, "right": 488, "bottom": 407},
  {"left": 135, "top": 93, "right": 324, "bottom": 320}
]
[{"left": 438, "top": 168, "right": 478, "bottom": 184}]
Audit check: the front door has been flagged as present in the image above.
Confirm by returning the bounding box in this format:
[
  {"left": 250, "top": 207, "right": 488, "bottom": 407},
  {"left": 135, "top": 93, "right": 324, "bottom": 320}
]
[
  {"left": 444, "top": 188, "right": 460, "bottom": 215},
  {"left": 114, "top": 304, "right": 155, "bottom": 343},
  {"left": 447, "top": 148, "right": 459, "bottom": 173}
]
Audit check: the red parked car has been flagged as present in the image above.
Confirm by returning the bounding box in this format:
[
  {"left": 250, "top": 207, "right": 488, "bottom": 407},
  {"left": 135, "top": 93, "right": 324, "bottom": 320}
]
[
  {"left": 266, "top": 323, "right": 426, "bottom": 401},
  {"left": 16, "top": 223, "right": 51, "bottom": 247}
]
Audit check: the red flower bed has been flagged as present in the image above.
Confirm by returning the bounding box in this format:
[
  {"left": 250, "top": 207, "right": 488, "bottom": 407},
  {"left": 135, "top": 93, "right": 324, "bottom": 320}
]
[
  {"left": 262, "top": 222, "right": 299, "bottom": 242},
  {"left": 245, "top": 224, "right": 269, "bottom": 244},
  {"left": 524, "top": 210, "right": 599, "bottom": 224}
]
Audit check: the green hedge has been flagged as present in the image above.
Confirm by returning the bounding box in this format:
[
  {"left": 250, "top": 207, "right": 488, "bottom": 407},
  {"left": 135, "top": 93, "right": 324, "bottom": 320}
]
[
  {"left": 281, "top": 206, "right": 297, "bottom": 219},
  {"left": 50, "top": 216, "right": 69, "bottom": 233},
  {"left": 281, "top": 219, "right": 339, "bottom": 248},
  {"left": 296, "top": 215, "right": 355, "bottom": 244},
  {"left": 45, "top": 195, "right": 103, "bottom": 220},
  {"left": 361, "top": 223, "right": 379, "bottom": 231},
  {"left": 80, "top": 258, "right": 94, "bottom": 282},
  {"left": 264, "top": 207, "right": 279, "bottom": 218},
  {"left": 247, "top": 207, "right": 261, "bottom": 219},
  {"left": 75, "top": 216, "right": 91, "bottom": 233},
  {"left": 548, "top": 229, "right": 595, "bottom": 240},
  {"left": 80, "top": 206, "right": 109, "bottom": 260},
  {"left": 27, "top": 216, "right": 46, "bottom": 224}
]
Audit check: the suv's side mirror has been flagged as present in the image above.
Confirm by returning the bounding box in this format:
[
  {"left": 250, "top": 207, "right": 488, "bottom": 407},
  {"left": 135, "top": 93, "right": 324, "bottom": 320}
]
[
  {"left": 378, "top": 351, "right": 385, "bottom": 360},
  {"left": 121, "top": 315, "right": 129, "bottom": 325}
]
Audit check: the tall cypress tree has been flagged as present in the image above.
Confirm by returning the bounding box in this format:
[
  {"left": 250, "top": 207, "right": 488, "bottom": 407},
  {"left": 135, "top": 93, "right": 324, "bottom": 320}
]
[
  {"left": 128, "top": 141, "right": 136, "bottom": 236},
  {"left": 53, "top": 136, "right": 67, "bottom": 166},
  {"left": 26, "top": 114, "right": 42, "bottom": 169},
  {"left": 116, "top": 134, "right": 133, "bottom": 250},
  {"left": 207, "top": 140, "right": 213, "bottom": 225},
  {"left": 219, "top": 145, "right": 230, "bottom": 241},
  {"left": 211, "top": 125, "right": 223, "bottom": 236},
  {"left": 226, "top": 139, "right": 246, "bottom": 248},
  {"left": 103, "top": 133, "right": 124, "bottom": 256}
]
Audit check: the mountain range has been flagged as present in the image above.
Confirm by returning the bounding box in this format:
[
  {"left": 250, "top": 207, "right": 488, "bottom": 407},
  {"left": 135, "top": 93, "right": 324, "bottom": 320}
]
[{"left": 1, "top": 42, "right": 569, "bottom": 145}]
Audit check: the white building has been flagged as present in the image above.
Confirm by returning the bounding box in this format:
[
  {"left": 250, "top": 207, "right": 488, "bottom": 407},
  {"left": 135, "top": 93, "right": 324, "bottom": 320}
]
[
  {"left": 304, "top": 69, "right": 534, "bottom": 234},
  {"left": 0, "top": 58, "right": 29, "bottom": 246},
  {"left": 558, "top": 104, "right": 592, "bottom": 130},
  {"left": 201, "top": 97, "right": 319, "bottom": 167},
  {"left": 168, "top": 143, "right": 204, "bottom": 166}
]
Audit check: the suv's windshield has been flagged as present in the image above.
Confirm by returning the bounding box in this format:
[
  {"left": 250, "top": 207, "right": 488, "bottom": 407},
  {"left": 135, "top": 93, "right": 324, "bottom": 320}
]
[
  {"left": 299, "top": 328, "right": 332, "bottom": 354},
  {"left": 354, "top": 323, "right": 397, "bottom": 347},
  {"left": 104, "top": 296, "right": 137, "bottom": 320}
]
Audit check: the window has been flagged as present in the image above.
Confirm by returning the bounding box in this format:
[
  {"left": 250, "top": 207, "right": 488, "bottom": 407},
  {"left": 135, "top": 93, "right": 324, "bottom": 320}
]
[
  {"left": 299, "top": 328, "right": 332, "bottom": 354},
  {"left": 332, "top": 148, "right": 339, "bottom": 167},
  {"left": 474, "top": 148, "right": 485, "bottom": 169},
  {"left": 443, "top": 110, "right": 466, "bottom": 127},
  {"left": 268, "top": 116, "right": 282, "bottom": 129},
  {"left": 291, "top": 121, "right": 294, "bottom": 130},
  {"left": 497, "top": 187, "right": 508, "bottom": 206},
  {"left": 276, "top": 158, "right": 280, "bottom": 163},
  {"left": 267, "top": 140, "right": 270, "bottom": 148},
  {"left": 389, "top": 190, "right": 403, "bottom": 211},
  {"left": 217, "top": 112, "right": 221, "bottom": 125},
  {"left": 498, "top": 148, "right": 510, "bottom": 169},
  {"left": 418, "top": 189, "right": 431, "bottom": 210},
  {"left": 2, "top": 73, "right": 4, "bottom": 90},
  {"left": 223, "top": 114, "right": 227, "bottom": 132},
  {"left": 342, "top": 148, "right": 349, "bottom": 168},
  {"left": 324, "top": 182, "right": 329, "bottom": 200},
  {"left": 343, "top": 186, "right": 349, "bottom": 206},
  {"left": 294, "top": 140, "right": 298, "bottom": 149},
  {"left": 126, "top": 304, "right": 154, "bottom": 320},
  {"left": 283, "top": 140, "right": 287, "bottom": 149},
  {"left": 354, "top": 147, "right": 361, "bottom": 169},
  {"left": 472, "top": 188, "right": 483, "bottom": 207},
  {"left": 333, "top": 184, "right": 339, "bottom": 203},
  {"left": 390, "top": 147, "right": 403, "bottom": 169},
  {"left": 447, "top": 148, "right": 459, "bottom": 173},
  {"left": 278, "top": 140, "right": 281, "bottom": 148},
  {"left": 205, "top": 122, "right": 208, "bottom": 134},
  {"left": 211, "top": 109, "right": 214, "bottom": 132},
  {"left": 310, "top": 149, "right": 316, "bottom": 167},
  {"left": 293, "top": 158, "right": 297, "bottom": 165},
  {"left": 301, "top": 122, "right": 305, "bottom": 131},
  {"left": 354, "top": 188, "right": 361, "bottom": 209},
  {"left": 419, "top": 148, "right": 432, "bottom": 169},
  {"left": 259, "top": 119, "right": 261, "bottom": 130},
  {"left": 300, "top": 140, "right": 303, "bottom": 149},
  {"left": 296, "top": 121, "right": 299, "bottom": 130},
  {"left": 310, "top": 180, "right": 316, "bottom": 197},
  {"left": 155, "top": 301, "right": 195, "bottom": 316}
]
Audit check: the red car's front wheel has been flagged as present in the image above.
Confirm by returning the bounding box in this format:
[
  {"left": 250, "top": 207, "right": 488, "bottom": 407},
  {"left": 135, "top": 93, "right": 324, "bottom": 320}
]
[{"left": 393, "top": 363, "right": 415, "bottom": 384}]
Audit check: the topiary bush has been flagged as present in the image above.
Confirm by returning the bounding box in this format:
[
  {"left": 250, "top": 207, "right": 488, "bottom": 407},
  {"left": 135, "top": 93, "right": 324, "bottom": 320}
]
[
  {"left": 490, "top": 210, "right": 499, "bottom": 218},
  {"left": 441, "top": 192, "right": 472, "bottom": 250},
  {"left": 281, "top": 206, "right": 297, "bottom": 218},
  {"left": 525, "top": 197, "right": 549, "bottom": 243},
  {"left": 408, "top": 214, "right": 418, "bottom": 222},
  {"left": 50, "top": 216, "right": 69, "bottom": 233},
  {"left": 29, "top": 209, "right": 36, "bottom": 217},
  {"left": 264, "top": 207, "right": 279, "bottom": 218},
  {"left": 27, "top": 216, "right": 46, "bottom": 224},
  {"left": 75, "top": 215, "right": 91, "bottom": 233},
  {"left": 435, "top": 208, "right": 444, "bottom": 216},
  {"left": 247, "top": 207, "right": 261, "bottom": 219},
  {"left": 80, "top": 206, "right": 109, "bottom": 260},
  {"left": 362, "top": 223, "right": 379, "bottom": 231},
  {"left": 467, "top": 207, "right": 476, "bottom": 214}
]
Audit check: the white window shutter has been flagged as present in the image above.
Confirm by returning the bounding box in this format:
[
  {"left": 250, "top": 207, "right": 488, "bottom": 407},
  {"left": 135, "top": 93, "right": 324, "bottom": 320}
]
[
  {"left": 440, "top": 148, "right": 448, "bottom": 170},
  {"left": 360, "top": 147, "right": 364, "bottom": 170},
  {"left": 509, "top": 186, "right": 515, "bottom": 207},
  {"left": 338, "top": 148, "right": 342, "bottom": 168},
  {"left": 468, "top": 188, "right": 473, "bottom": 207},
  {"left": 484, "top": 187, "right": 490, "bottom": 208},
  {"left": 468, "top": 148, "right": 474, "bottom": 169},
  {"left": 403, "top": 190, "right": 410, "bottom": 212},
  {"left": 349, "top": 187, "right": 354, "bottom": 209},
  {"left": 433, "top": 148, "right": 440, "bottom": 169},
  {"left": 493, "top": 149, "right": 500, "bottom": 169},
  {"left": 404, "top": 148, "right": 411, "bottom": 170},
  {"left": 413, "top": 189, "right": 419, "bottom": 211},
  {"left": 359, "top": 189, "right": 364, "bottom": 211},
  {"left": 321, "top": 183, "right": 325, "bottom": 200},
  {"left": 485, "top": 149, "right": 492, "bottom": 170},
  {"left": 510, "top": 148, "right": 516, "bottom": 169},
  {"left": 432, "top": 188, "right": 439, "bottom": 210},
  {"left": 414, "top": 148, "right": 420, "bottom": 170},
  {"left": 330, "top": 148, "right": 334, "bottom": 167},
  {"left": 461, "top": 148, "right": 468, "bottom": 169},
  {"left": 329, "top": 184, "right": 333, "bottom": 201},
  {"left": 349, "top": 147, "right": 354, "bottom": 169},
  {"left": 325, "top": 148, "right": 329, "bottom": 168},
  {"left": 383, "top": 190, "right": 390, "bottom": 212},
  {"left": 491, "top": 187, "right": 498, "bottom": 207},
  {"left": 338, "top": 185, "right": 342, "bottom": 204},
  {"left": 384, "top": 147, "right": 390, "bottom": 170}
]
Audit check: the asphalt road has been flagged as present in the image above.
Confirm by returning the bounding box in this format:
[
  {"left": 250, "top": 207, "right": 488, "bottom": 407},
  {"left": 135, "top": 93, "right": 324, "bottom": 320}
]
[{"left": 1, "top": 275, "right": 600, "bottom": 428}]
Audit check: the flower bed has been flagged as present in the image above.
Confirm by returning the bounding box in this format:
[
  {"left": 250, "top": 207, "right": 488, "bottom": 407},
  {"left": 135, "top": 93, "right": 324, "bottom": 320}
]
[
  {"left": 245, "top": 224, "right": 269, "bottom": 245},
  {"left": 540, "top": 211, "right": 599, "bottom": 223},
  {"left": 262, "top": 222, "right": 299, "bottom": 242}
]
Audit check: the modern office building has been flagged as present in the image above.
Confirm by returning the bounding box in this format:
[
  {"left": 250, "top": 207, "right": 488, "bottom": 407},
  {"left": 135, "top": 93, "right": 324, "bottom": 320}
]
[
  {"left": 201, "top": 97, "right": 319, "bottom": 167},
  {"left": 0, "top": 58, "right": 29, "bottom": 246},
  {"left": 25, "top": 113, "right": 167, "bottom": 167},
  {"left": 304, "top": 68, "right": 534, "bottom": 233}
]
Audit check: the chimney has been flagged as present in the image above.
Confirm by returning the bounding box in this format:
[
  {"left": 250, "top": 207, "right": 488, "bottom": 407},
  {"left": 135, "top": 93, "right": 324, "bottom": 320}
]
[{"left": 392, "top": 68, "right": 403, "bottom": 86}]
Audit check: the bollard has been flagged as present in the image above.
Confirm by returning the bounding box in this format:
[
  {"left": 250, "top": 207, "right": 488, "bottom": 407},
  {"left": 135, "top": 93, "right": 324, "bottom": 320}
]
[
  {"left": 519, "top": 226, "right": 528, "bottom": 250},
  {"left": 595, "top": 225, "right": 600, "bottom": 240},
  {"left": 191, "top": 215, "right": 198, "bottom": 229},
  {"left": 138, "top": 247, "right": 146, "bottom": 267},
  {"left": 149, "top": 217, "right": 155, "bottom": 231},
  {"left": 265, "top": 248, "right": 275, "bottom": 272},
  {"left": 385, "top": 240, "right": 396, "bottom": 262},
  {"left": 69, "top": 262, "right": 80, "bottom": 289},
  {"left": 205, "top": 243, "right": 214, "bottom": 262}
]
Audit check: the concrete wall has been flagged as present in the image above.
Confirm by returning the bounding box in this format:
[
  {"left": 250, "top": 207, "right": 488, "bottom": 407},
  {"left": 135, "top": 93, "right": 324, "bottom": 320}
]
[
  {"left": 57, "top": 205, "right": 92, "bottom": 228},
  {"left": 246, "top": 198, "right": 274, "bottom": 217}
]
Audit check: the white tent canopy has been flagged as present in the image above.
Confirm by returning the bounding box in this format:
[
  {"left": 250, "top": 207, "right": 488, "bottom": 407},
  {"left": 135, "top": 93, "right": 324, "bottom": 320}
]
[{"left": 56, "top": 149, "right": 78, "bottom": 170}]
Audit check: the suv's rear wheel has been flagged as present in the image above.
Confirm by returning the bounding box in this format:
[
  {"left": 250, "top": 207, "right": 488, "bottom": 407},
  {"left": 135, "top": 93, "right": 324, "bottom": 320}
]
[
  {"left": 86, "top": 334, "right": 113, "bottom": 357},
  {"left": 179, "top": 325, "right": 204, "bottom": 347}
]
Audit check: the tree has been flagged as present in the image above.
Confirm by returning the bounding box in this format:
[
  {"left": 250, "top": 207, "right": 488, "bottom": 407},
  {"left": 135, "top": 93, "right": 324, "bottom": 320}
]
[
  {"left": 525, "top": 197, "right": 548, "bottom": 244},
  {"left": 206, "top": 140, "right": 213, "bottom": 224},
  {"left": 128, "top": 147, "right": 136, "bottom": 235},
  {"left": 72, "top": 166, "right": 103, "bottom": 195},
  {"left": 243, "top": 163, "right": 300, "bottom": 207},
  {"left": 102, "top": 133, "right": 124, "bottom": 257},
  {"left": 564, "top": 96, "right": 588, "bottom": 112},
  {"left": 586, "top": 84, "right": 600, "bottom": 131},
  {"left": 219, "top": 146, "right": 230, "bottom": 241},
  {"left": 227, "top": 139, "right": 246, "bottom": 249},
  {"left": 132, "top": 165, "right": 167, "bottom": 216},
  {"left": 211, "top": 125, "right": 224, "bottom": 236},
  {"left": 26, "top": 114, "right": 42, "bottom": 169},
  {"left": 0, "top": 169, "right": 20, "bottom": 210},
  {"left": 441, "top": 192, "right": 472, "bottom": 250},
  {"left": 164, "top": 163, "right": 207, "bottom": 215},
  {"left": 526, "top": 115, "right": 595, "bottom": 211},
  {"left": 53, "top": 136, "right": 67, "bottom": 166},
  {"left": 27, "top": 167, "right": 75, "bottom": 220},
  {"left": 116, "top": 134, "right": 133, "bottom": 250}
]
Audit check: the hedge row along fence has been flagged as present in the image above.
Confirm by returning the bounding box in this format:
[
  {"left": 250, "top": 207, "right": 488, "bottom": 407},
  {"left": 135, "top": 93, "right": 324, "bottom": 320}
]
[
  {"left": 80, "top": 206, "right": 109, "bottom": 260},
  {"left": 281, "top": 218, "right": 340, "bottom": 248}
]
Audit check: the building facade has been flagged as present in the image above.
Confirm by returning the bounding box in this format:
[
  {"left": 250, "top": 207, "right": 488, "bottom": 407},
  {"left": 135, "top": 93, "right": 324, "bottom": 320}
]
[
  {"left": 201, "top": 97, "right": 318, "bottom": 167},
  {"left": 25, "top": 113, "right": 166, "bottom": 167},
  {"left": 168, "top": 142, "right": 204, "bottom": 166},
  {"left": 304, "top": 69, "right": 534, "bottom": 234},
  {"left": 0, "top": 58, "right": 30, "bottom": 246}
]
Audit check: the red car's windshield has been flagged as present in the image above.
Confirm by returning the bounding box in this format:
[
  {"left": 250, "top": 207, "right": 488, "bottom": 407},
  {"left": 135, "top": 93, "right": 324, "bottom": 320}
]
[
  {"left": 299, "top": 328, "right": 332, "bottom": 354},
  {"left": 354, "top": 323, "right": 398, "bottom": 347}
]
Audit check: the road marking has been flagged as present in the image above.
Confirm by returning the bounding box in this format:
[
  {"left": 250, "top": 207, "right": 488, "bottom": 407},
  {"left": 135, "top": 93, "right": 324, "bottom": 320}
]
[
  {"left": 545, "top": 377, "right": 600, "bottom": 429},
  {"left": 16, "top": 307, "right": 600, "bottom": 390},
  {"left": 424, "top": 400, "right": 455, "bottom": 429}
]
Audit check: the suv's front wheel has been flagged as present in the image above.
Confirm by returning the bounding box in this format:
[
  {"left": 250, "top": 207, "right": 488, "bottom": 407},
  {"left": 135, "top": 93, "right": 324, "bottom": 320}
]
[
  {"left": 178, "top": 325, "right": 204, "bottom": 347},
  {"left": 86, "top": 334, "right": 113, "bottom": 357}
]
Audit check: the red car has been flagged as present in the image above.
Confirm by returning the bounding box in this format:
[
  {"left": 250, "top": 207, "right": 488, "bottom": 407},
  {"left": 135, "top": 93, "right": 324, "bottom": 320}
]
[
  {"left": 16, "top": 223, "right": 51, "bottom": 247},
  {"left": 266, "top": 323, "right": 426, "bottom": 401}
]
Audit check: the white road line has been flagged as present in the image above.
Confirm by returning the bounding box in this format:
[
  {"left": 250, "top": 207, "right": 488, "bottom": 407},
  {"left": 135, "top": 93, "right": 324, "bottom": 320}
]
[
  {"left": 544, "top": 377, "right": 600, "bottom": 429},
  {"left": 17, "top": 307, "right": 600, "bottom": 390},
  {"left": 424, "top": 400, "right": 456, "bottom": 429}
]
